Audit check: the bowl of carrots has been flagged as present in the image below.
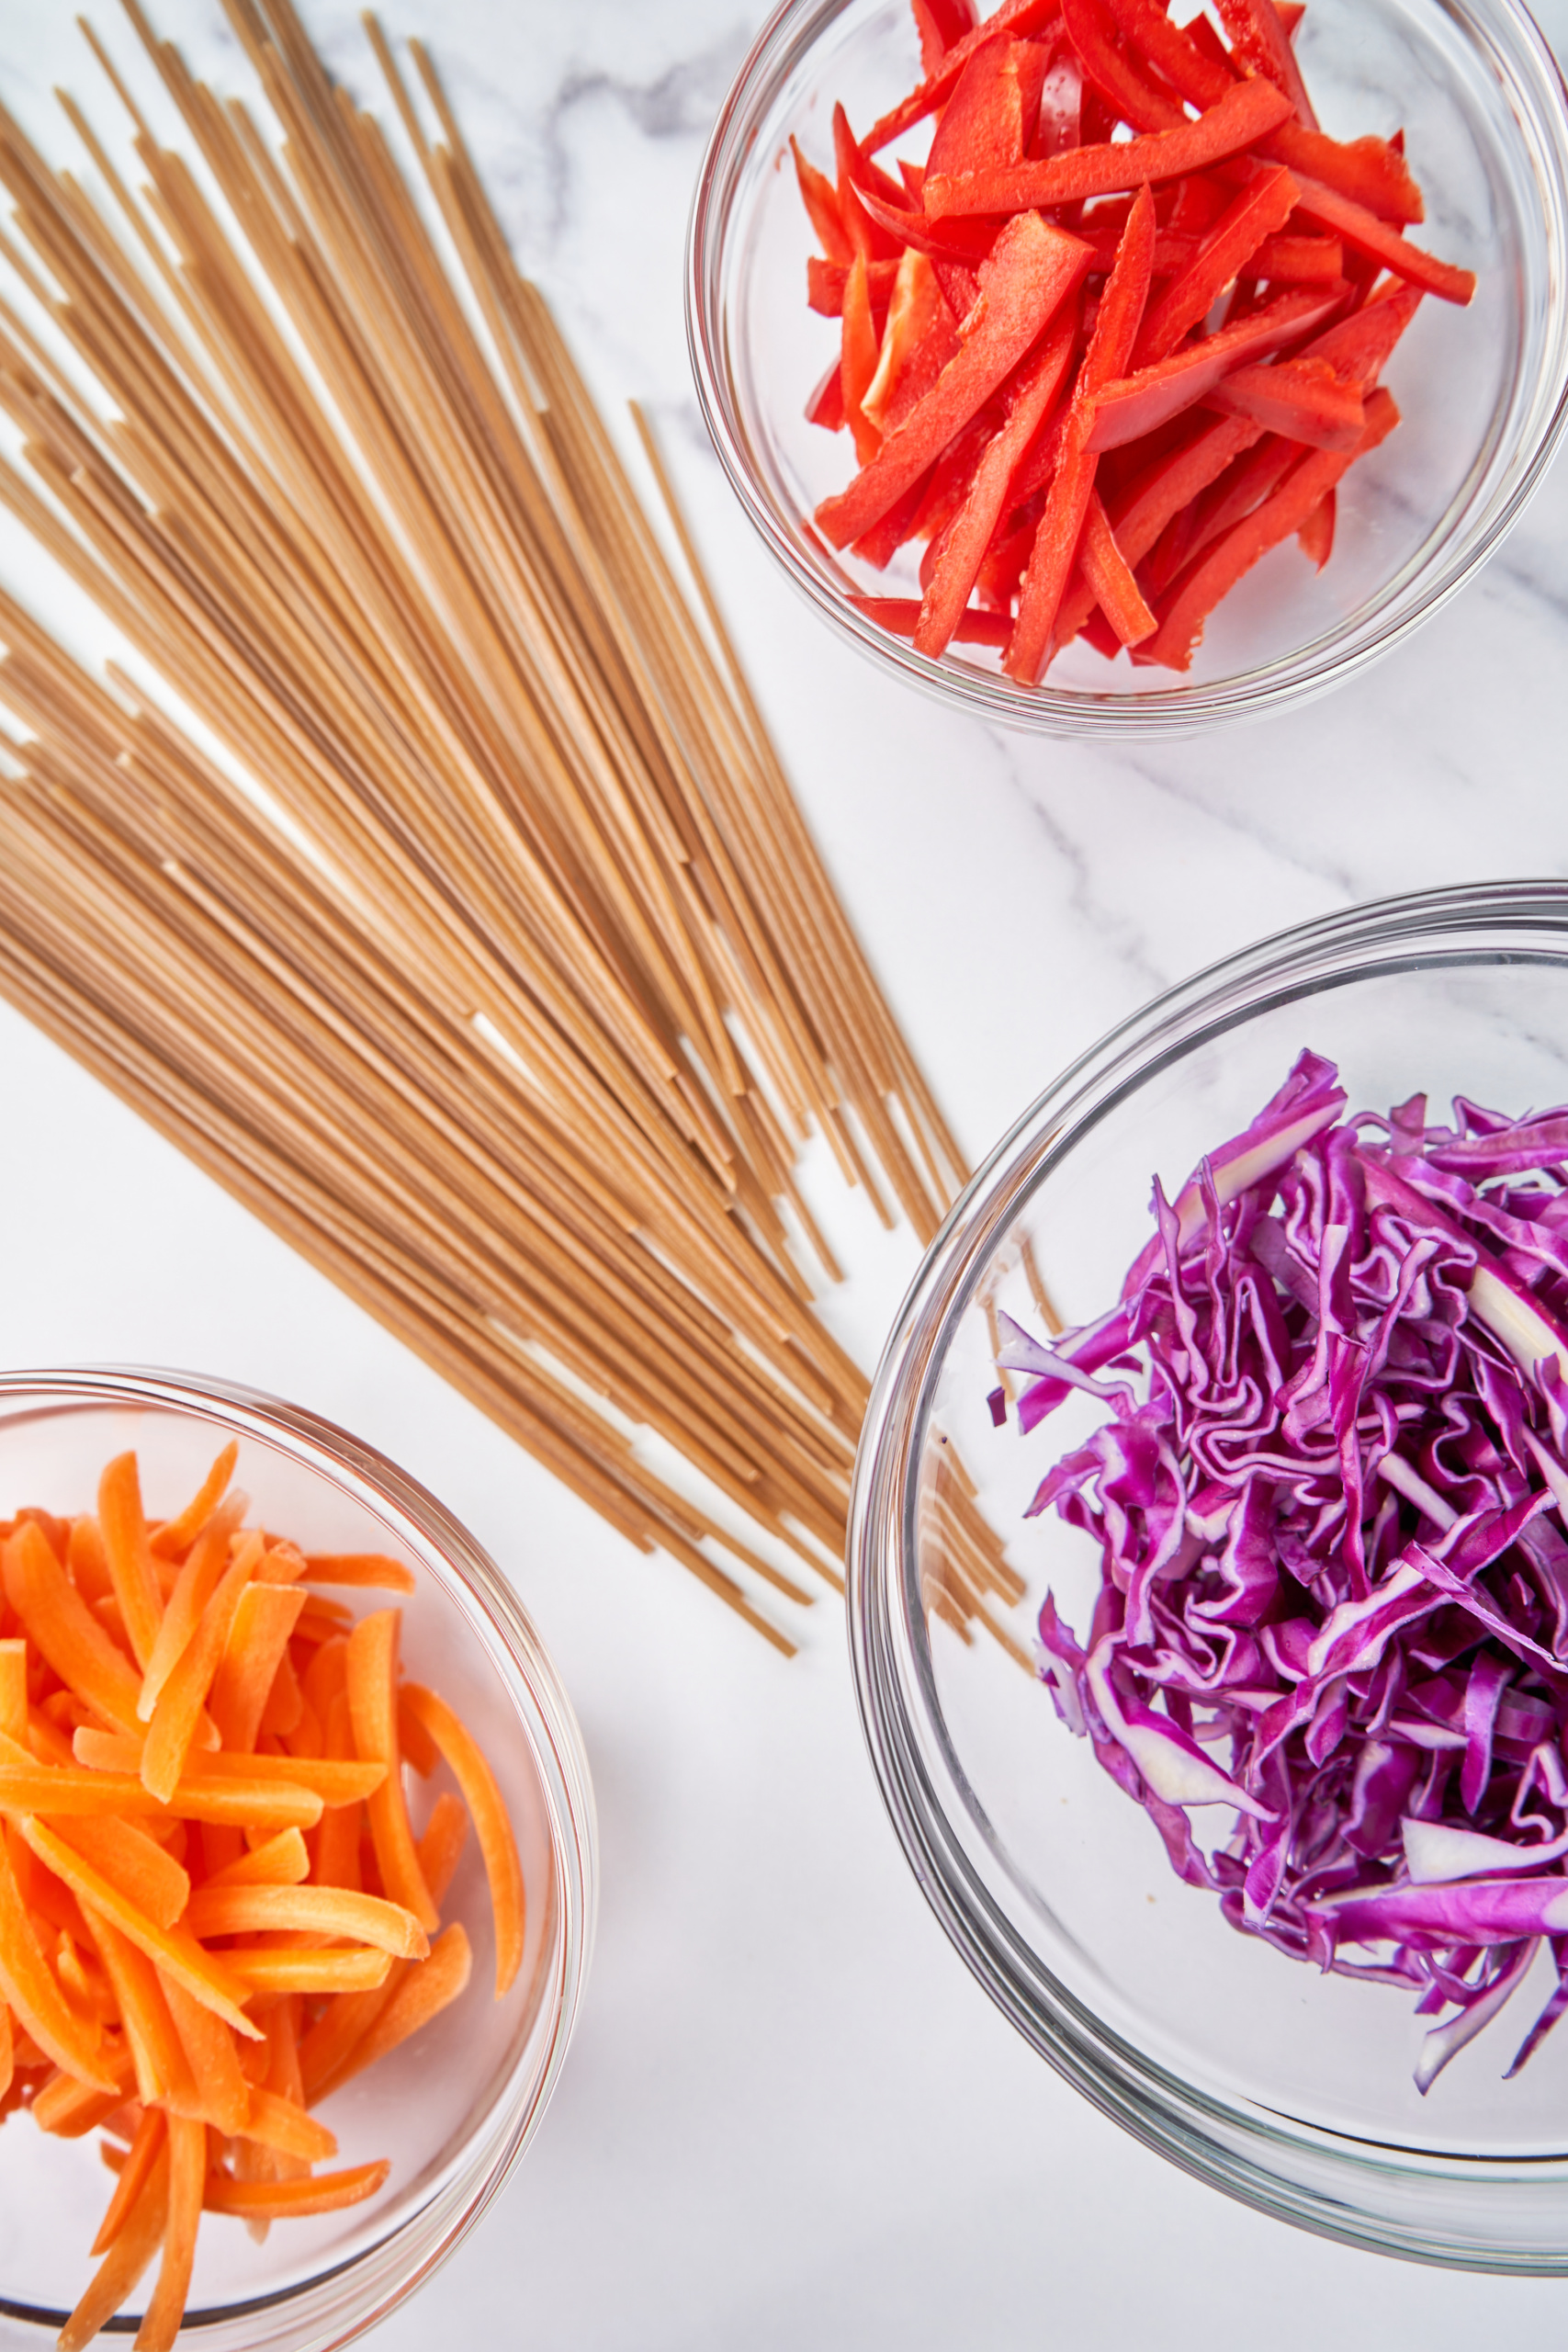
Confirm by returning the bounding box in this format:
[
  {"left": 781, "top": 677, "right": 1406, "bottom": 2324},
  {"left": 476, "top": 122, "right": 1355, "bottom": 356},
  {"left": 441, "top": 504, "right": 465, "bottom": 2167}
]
[
  {"left": 0, "top": 1367, "right": 595, "bottom": 2351},
  {"left": 687, "top": 0, "right": 1568, "bottom": 733}
]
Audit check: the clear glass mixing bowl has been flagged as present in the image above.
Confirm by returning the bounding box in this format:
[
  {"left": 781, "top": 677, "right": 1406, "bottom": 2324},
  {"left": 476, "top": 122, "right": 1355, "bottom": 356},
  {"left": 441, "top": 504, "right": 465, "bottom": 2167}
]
[
  {"left": 850, "top": 882, "right": 1568, "bottom": 2269},
  {"left": 688, "top": 0, "right": 1568, "bottom": 735},
  {"left": 0, "top": 1368, "right": 595, "bottom": 2348}
]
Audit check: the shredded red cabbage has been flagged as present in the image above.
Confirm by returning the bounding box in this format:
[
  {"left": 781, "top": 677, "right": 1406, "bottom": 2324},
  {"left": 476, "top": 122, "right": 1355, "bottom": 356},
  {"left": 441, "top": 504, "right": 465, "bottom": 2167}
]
[{"left": 1006, "top": 1052, "right": 1568, "bottom": 2091}]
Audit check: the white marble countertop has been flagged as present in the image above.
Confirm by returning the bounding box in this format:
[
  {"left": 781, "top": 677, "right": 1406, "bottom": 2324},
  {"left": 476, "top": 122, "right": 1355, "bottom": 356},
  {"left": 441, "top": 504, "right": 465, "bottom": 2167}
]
[{"left": 0, "top": 0, "right": 1567, "bottom": 2343}]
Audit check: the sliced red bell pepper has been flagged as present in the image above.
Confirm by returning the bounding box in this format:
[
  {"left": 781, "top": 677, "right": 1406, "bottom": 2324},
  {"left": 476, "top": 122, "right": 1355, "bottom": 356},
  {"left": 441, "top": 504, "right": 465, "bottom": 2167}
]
[
  {"left": 1202, "top": 354, "right": 1364, "bottom": 447},
  {"left": 1007, "top": 184, "right": 1157, "bottom": 681},
  {"left": 1214, "top": 0, "right": 1319, "bottom": 131},
  {"left": 976, "top": 514, "right": 1038, "bottom": 608},
  {"left": 833, "top": 106, "right": 903, "bottom": 261},
  {"left": 840, "top": 254, "right": 883, "bottom": 465},
  {"left": 851, "top": 595, "right": 1012, "bottom": 647},
  {"left": 864, "top": 0, "right": 1062, "bottom": 152},
  {"left": 852, "top": 469, "right": 934, "bottom": 568},
  {"left": 790, "top": 137, "right": 852, "bottom": 266},
  {"left": 1145, "top": 383, "right": 1400, "bottom": 667},
  {"left": 1081, "top": 227, "right": 1198, "bottom": 273},
  {"left": 1032, "top": 48, "right": 1083, "bottom": 159},
  {"left": 1054, "top": 409, "right": 1263, "bottom": 644},
  {"left": 1245, "top": 232, "right": 1343, "bottom": 283},
  {"left": 862, "top": 250, "right": 961, "bottom": 435},
  {"left": 1102, "top": 0, "right": 1233, "bottom": 111},
  {"left": 1164, "top": 175, "right": 1233, "bottom": 237},
  {"left": 927, "top": 36, "right": 1049, "bottom": 175},
  {"left": 1297, "top": 280, "right": 1422, "bottom": 385},
  {"left": 1061, "top": 0, "right": 1187, "bottom": 135},
  {"left": 924, "top": 77, "right": 1295, "bottom": 218},
  {"left": 1277, "top": 1, "right": 1306, "bottom": 35},
  {"left": 912, "top": 0, "right": 980, "bottom": 78},
  {"left": 807, "top": 255, "right": 901, "bottom": 319},
  {"left": 1079, "top": 490, "right": 1157, "bottom": 644},
  {"left": 931, "top": 255, "right": 982, "bottom": 322},
  {"left": 1084, "top": 283, "right": 1345, "bottom": 449},
  {"left": 806, "top": 357, "right": 846, "bottom": 432},
  {"left": 915, "top": 301, "right": 1079, "bottom": 655},
  {"left": 1187, "top": 434, "right": 1300, "bottom": 555},
  {"left": 909, "top": 404, "right": 1008, "bottom": 544},
  {"left": 1289, "top": 175, "right": 1474, "bottom": 303},
  {"left": 1262, "top": 123, "right": 1425, "bottom": 222},
  {"left": 1133, "top": 164, "right": 1301, "bottom": 366},
  {"left": 1297, "top": 485, "right": 1336, "bottom": 568},
  {"left": 815, "top": 210, "right": 1092, "bottom": 548},
  {"left": 852, "top": 178, "right": 999, "bottom": 267}
]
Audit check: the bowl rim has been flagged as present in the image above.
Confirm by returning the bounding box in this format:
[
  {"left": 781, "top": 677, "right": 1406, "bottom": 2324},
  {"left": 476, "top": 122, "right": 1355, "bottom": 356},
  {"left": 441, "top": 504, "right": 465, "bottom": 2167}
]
[
  {"left": 0, "top": 1364, "right": 597, "bottom": 2348},
  {"left": 686, "top": 0, "right": 1568, "bottom": 740},
  {"left": 847, "top": 878, "right": 1568, "bottom": 2274}
]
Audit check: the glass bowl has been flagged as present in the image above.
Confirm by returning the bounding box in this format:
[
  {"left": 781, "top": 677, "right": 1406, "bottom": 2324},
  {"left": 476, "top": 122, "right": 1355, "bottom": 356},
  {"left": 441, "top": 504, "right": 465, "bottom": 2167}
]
[
  {"left": 0, "top": 1368, "right": 595, "bottom": 2348},
  {"left": 849, "top": 881, "right": 1568, "bottom": 2271},
  {"left": 687, "top": 0, "right": 1568, "bottom": 737}
]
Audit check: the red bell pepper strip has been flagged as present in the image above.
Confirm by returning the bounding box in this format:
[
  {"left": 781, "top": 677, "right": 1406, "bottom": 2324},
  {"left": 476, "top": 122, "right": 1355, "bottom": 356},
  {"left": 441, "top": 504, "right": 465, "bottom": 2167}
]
[
  {"left": 1145, "top": 383, "right": 1401, "bottom": 667},
  {"left": 852, "top": 595, "right": 1013, "bottom": 647},
  {"left": 816, "top": 211, "right": 1092, "bottom": 548},
  {"left": 862, "top": 250, "right": 961, "bottom": 435},
  {"left": 1246, "top": 232, "right": 1343, "bottom": 282},
  {"left": 1203, "top": 355, "right": 1365, "bottom": 447},
  {"left": 1081, "top": 227, "right": 1198, "bottom": 273},
  {"left": 931, "top": 255, "right": 982, "bottom": 322},
  {"left": 927, "top": 36, "right": 1049, "bottom": 175},
  {"left": 1079, "top": 490, "right": 1157, "bottom": 644},
  {"left": 1007, "top": 184, "right": 1157, "bottom": 681},
  {"left": 1214, "top": 0, "right": 1319, "bottom": 131},
  {"left": 1084, "top": 283, "right": 1345, "bottom": 449},
  {"left": 790, "top": 138, "right": 852, "bottom": 265},
  {"left": 1055, "top": 409, "right": 1264, "bottom": 643},
  {"left": 852, "top": 469, "right": 934, "bottom": 567},
  {"left": 1297, "top": 486, "right": 1336, "bottom": 568},
  {"left": 912, "top": 0, "right": 980, "bottom": 78},
  {"left": 833, "top": 107, "right": 903, "bottom": 261},
  {"left": 915, "top": 301, "right": 1079, "bottom": 655},
  {"left": 864, "top": 0, "right": 1062, "bottom": 152},
  {"left": 807, "top": 255, "right": 900, "bottom": 319},
  {"left": 1061, "top": 0, "right": 1187, "bottom": 134},
  {"left": 1262, "top": 123, "right": 1424, "bottom": 222},
  {"left": 1134, "top": 164, "right": 1301, "bottom": 366},
  {"left": 840, "top": 254, "right": 883, "bottom": 465},
  {"left": 925, "top": 77, "right": 1295, "bottom": 218},
  {"left": 1033, "top": 47, "right": 1083, "bottom": 158},
  {"left": 1180, "top": 435, "right": 1300, "bottom": 567},
  {"left": 1277, "top": 1, "right": 1306, "bottom": 35},
  {"left": 1298, "top": 280, "right": 1422, "bottom": 384},
  {"left": 1288, "top": 175, "right": 1474, "bottom": 303},
  {"left": 852, "top": 178, "right": 1000, "bottom": 267},
  {"left": 1164, "top": 175, "right": 1234, "bottom": 236},
  {"left": 806, "top": 357, "right": 846, "bottom": 432},
  {"left": 1102, "top": 0, "right": 1233, "bottom": 111}
]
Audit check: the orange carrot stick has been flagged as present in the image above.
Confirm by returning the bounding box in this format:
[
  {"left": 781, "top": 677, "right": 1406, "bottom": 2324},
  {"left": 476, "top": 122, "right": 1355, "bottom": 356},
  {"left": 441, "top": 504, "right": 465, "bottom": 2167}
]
[
  {"left": 202, "top": 2159, "right": 390, "bottom": 2217},
  {"left": 137, "top": 2111, "right": 205, "bottom": 2352},
  {"left": 400, "top": 1684, "right": 525, "bottom": 1994},
  {"left": 38, "top": 1752, "right": 322, "bottom": 1830},
  {"left": 161, "top": 1974, "right": 252, "bottom": 2135},
  {"left": 141, "top": 1535, "right": 261, "bottom": 1802},
  {"left": 258, "top": 1643, "right": 305, "bottom": 1741},
  {"left": 206, "top": 1582, "right": 306, "bottom": 1756},
  {"left": 68, "top": 1518, "right": 115, "bottom": 1606},
  {"left": 137, "top": 1499, "right": 246, "bottom": 1723},
  {"left": 185, "top": 1883, "right": 429, "bottom": 1957},
  {"left": 0, "top": 1828, "right": 118, "bottom": 2089},
  {"left": 397, "top": 1690, "right": 439, "bottom": 1777},
  {"left": 0, "top": 1995, "right": 11, "bottom": 2102},
  {"left": 32, "top": 2042, "right": 135, "bottom": 2133},
  {"left": 298, "top": 1974, "right": 400, "bottom": 2104},
  {"left": 48, "top": 1816, "right": 190, "bottom": 1932},
  {"left": 416, "top": 1791, "right": 469, "bottom": 1908},
  {"left": 0, "top": 1639, "right": 27, "bottom": 1743},
  {"left": 18, "top": 1819, "right": 259, "bottom": 2039},
  {"left": 80, "top": 1916, "right": 200, "bottom": 2110},
  {"left": 220, "top": 1948, "right": 393, "bottom": 1996},
  {"left": 60, "top": 2141, "right": 171, "bottom": 2352},
  {"left": 76, "top": 1732, "right": 383, "bottom": 1805},
  {"left": 301, "top": 1634, "right": 349, "bottom": 1725},
  {"left": 91, "top": 2103, "right": 166, "bottom": 2256},
  {"left": 302, "top": 1555, "right": 417, "bottom": 1593},
  {"left": 240, "top": 2085, "right": 338, "bottom": 2162},
  {"left": 311, "top": 1690, "right": 363, "bottom": 1892},
  {"left": 97, "top": 1457, "right": 166, "bottom": 1674},
  {"left": 149, "top": 1442, "right": 239, "bottom": 1560},
  {"left": 346, "top": 1613, "right": 437, "bottom": 1932},
  {"left": 2, "top": 1524, "right": 142, "bottom": 1736},
  {"left": 203, "top": 1827, "right": 310, "bottom": 1889},
  {"left": 314, "top": 1924, "right": 472, "bottom": 2100}
]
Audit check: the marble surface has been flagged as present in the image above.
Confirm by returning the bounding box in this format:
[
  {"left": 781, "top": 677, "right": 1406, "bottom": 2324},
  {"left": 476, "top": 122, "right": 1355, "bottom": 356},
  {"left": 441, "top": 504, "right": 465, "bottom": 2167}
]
[{"left": 0, "top": 0, "right": 1567, "bottom": 2343}]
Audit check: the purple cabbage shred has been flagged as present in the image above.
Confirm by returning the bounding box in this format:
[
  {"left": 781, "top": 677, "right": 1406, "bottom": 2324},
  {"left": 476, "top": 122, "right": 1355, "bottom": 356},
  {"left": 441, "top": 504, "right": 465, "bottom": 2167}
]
[{"left": 1004, "top": 1051, "right": 1568, "bottom": 2092}]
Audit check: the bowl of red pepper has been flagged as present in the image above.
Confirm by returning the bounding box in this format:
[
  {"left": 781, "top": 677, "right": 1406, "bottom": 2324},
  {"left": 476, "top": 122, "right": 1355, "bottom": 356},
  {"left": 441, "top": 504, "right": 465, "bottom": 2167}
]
[
  {"left": 687, "top": 0, "right": 1568, "bottom": 734},
  {"left": 849, "top": 880, "right": 1568, "bottom": 2270}
]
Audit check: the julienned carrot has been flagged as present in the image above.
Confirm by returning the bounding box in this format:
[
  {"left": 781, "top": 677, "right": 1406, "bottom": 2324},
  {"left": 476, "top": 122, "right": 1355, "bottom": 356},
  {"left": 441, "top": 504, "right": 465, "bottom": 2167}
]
[
  {"left": 202, "top": 2159, "right": 391, "bottom": 2217},
  {"left": 148, "top": 1442, "right": 239, "bottom": 1561},
  {"left": 400, "top": 1684, "right": 525, "bottom": 1995},
  {"left": 0, "top": 1453, "right": 525, "bottom": 2351},
  {"left": 346, "top": 1612, "right": 438, "bottom": 1934}
]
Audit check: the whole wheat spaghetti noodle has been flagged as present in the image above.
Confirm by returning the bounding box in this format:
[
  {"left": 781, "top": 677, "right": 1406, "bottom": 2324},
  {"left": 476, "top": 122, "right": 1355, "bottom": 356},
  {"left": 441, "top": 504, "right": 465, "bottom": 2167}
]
[{"left": 0, "top": 0, "right": 1013, "bottom": 1652}]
